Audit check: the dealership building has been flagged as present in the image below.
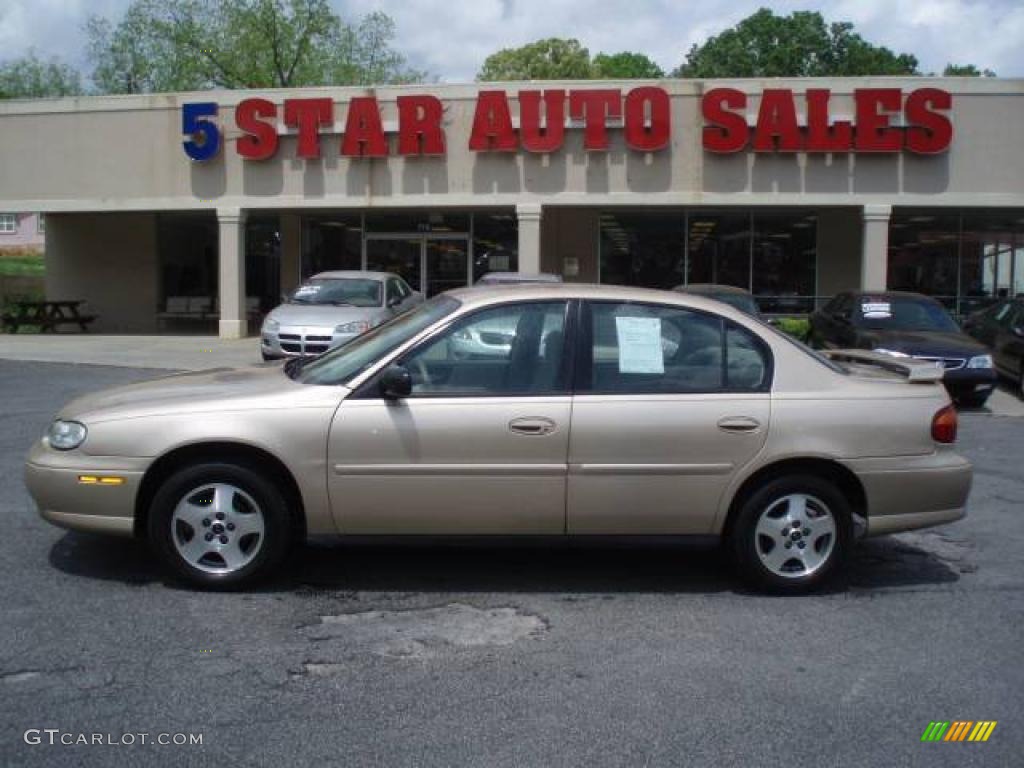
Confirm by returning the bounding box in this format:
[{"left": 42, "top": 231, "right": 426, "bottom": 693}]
[{"left": 0, "top": 77, "right": 1022, "bottom": 337}]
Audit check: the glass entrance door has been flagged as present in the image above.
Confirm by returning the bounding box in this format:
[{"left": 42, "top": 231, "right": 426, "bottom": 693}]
[
  {"left": 365, "top": 235, "right": 470, "bottom": 297},
  {"left": 425, "top": 239, "right": 469, "bottom": 297}
]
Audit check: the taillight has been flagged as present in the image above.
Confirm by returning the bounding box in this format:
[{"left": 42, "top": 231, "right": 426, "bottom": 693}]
[{"left": 931, "top": 404, "right": 958, "bottom": 444}]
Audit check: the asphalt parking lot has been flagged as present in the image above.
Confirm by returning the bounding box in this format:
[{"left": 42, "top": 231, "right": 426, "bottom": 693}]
[{"left": 1, "top": 359, "right": 1022, "bottom": 767}]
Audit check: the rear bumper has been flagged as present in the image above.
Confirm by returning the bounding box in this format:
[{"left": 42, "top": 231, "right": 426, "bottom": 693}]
[
  {"left": 841, "top": 451, "right": 972, "bottom": 537},
  {"left": 942, "top": 367, "right": 998, "bottom": 397}
]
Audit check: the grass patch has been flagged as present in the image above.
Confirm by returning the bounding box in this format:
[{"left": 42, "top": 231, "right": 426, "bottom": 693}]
[
  {"left": 773, "top": 317, "right": 810, "bottom": 342},
  {"left": 0, "top": 255, "right": 45, "bottom": 277}
]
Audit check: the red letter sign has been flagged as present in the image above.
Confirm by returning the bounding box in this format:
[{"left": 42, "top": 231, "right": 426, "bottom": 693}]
[
  {"left": 519, "top": 90, "right": 566, "bottom": 153},
  {"left": 397, "top": 95, "right": 445, "bottom": 155},
  {"left": 341, "top": 97, "right": 388, "bottom": 157},
  {"left": 855, "top": 89, "right": 903, "bottom": 152},
  {"left": 236, "top": 98, "right": 279, "bottom": 160},
  {"left": 905, "top": 88, "right": 953, "bottom": 154},
  {"left": 702, "top": 88, "right": 748, "bottom": 152},
  {"left": 624, "top": 87, "right": 670, "bottom": 151},
  {"left": 469, "top": 91, "right": 518, "bottom": 151},
  {"left": 569, "top": 90, "right": 622, "bottom": 150},
  {"left": 284, "top": 98, "right": 333, "bottom": 159},
  {"left": 805, "top": 89, "right": 852, "bottom": 152},
  {"left": 753, "top": 89, "right": 801, "bottom": 152}
]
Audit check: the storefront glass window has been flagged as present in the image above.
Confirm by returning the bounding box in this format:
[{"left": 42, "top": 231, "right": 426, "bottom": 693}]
[
  {"left": 887, "top": 210, "right": 960, "bottom": 311},
  {"left": 473, "top": 212, "right": 518, "bottom": 281},
  {"left": 157, "top": 213, "right": 218, "bottom": 321},
  {"left": 245, "top": 216, "right": 280, "bottom": 316},
  {"left": 752, "top": 212, "right": 817, "bottom": 314},
  {"left": 599, "top": 212, "right": 685, "bottom": 289},
  {"left": 301, "top": 215, "right": 361, "bottom": 277},
  {"left": 365, "top": 211, "right": 470, "bottom": 234},
  {"left": 961, "top": 210, "right": 1024, "bottom": 315},
  {"left": 686, "top": 213, "right": 750, "bottom": 290}
]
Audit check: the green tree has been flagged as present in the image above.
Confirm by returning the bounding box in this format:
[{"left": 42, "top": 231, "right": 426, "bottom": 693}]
[
  {"left": 942, "top": 63, "right": 996, "bottom": 77},
  {"left": 477, "top": 38, "right": 593, "bottom": 81},
  {"left": 86, "top": 0, "right": 425, "bottom": 94},
  {"left": 0, "top": 51, "right": 82, "bottom": 99},
  {"left": 592, "top": 52, "right": 664, "bottom": 79},
  {"left": 673, "top": 8, "right": 919, "bottom": 77}
]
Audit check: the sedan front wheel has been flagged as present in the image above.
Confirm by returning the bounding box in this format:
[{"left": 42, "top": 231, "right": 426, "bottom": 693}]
[{"left": 148, "top": 462, "right": 291, "bottom": 589}]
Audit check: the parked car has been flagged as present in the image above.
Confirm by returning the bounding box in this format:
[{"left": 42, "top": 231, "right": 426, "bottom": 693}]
[
  {"left": 673, "top": 283, "right": 761, "bottom": 316},
  {"left": 26, "top": 284, "right": 971, "bottom": 594},
  {"left": 809, "top": 291, "right": 998, "bottom": 407},
  {"left": 260, "top": 271, "right": 421, "bottom": 360},
  {"left": 476, "top": 271, "right": 563, "bottom": 285},
  {"left": 962, "top": 297, "right": 1024, "bottom": 397}
]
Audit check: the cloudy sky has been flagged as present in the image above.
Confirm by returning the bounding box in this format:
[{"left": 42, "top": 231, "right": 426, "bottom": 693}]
[{"left": 2, "top": 0, "right": 1022, "bottom": 82}]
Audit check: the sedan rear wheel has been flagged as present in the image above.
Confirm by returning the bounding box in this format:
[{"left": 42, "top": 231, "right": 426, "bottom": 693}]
[
  {"left": 148, "top": 462, "right": 291, "bottom": 589},
  {"left": 731, "top": 475, "right": 852, "bottom": 594}
]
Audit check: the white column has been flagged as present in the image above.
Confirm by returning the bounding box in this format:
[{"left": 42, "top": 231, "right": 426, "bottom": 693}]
[
  {"left": 516, "top": 203, "right": 543, "bottom": 274},
  {"left": 861, "top": 204, "right": 892, "bottom": 292},
  {"left": 217, "top": 208, "right": 247, "bottom": 339}
]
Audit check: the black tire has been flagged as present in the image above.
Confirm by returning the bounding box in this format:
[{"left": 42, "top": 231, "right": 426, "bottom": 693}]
[
  {"left": 730, "top": 474, "right": 853, "bottom": 595},
  {"left": 955, "top": 391, "right": 990, "bottom": 409},
  {"left": 147, "top": 462, "right": 292, "bottom": 589}
]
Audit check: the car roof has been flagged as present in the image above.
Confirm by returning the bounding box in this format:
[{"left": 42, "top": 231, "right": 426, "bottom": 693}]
[
  {"left": 309, "top": 270, "right": 394, "bottom": 281},
  {"left": 842, "top": 290, "right": 942, "bottom": 302},
  {"left": 478, "top": 271, "right": 562, "bottom": 283},
  {"left": 675, "top": 283, "right": 752, "bottom": 296},
  {"left": 446, "top": 282, "right": 755, "bottom": 320}
]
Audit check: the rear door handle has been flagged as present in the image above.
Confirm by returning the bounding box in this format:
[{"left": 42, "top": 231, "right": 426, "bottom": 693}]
[
  {"left": 717, "top": 416, "right": 761, "bottom": 433},
  {"left": 509, "top": 417, "right": 557, "bottom": 436}
]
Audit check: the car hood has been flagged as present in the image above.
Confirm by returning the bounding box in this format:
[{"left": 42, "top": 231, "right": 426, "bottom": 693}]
[
  {"left": 59, "top": 364, "right": 342, "bottom": 423},
  {"left": 860, "top": 329, "right": 988, "bottom": 357},
  {"left": 267, "top": 303, "right": 386, "bottom": 328}
]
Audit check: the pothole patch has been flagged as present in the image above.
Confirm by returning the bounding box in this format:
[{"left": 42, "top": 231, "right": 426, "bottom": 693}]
[{"left": 301, "top": 602, "right": 547, "bottom": 661}]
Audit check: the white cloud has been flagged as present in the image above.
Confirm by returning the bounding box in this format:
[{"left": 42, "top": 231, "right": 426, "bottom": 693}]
[{"left": 1, "top": 0, "right": 1021, "bottom": 81}]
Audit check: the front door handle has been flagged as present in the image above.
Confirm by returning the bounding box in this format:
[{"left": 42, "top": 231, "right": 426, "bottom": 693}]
[
  {"left": 509, "top": 417, "right": 557, "bottom": 436},
  {"left": 717, "top": 416, "right": 761, "bottom": 433}
]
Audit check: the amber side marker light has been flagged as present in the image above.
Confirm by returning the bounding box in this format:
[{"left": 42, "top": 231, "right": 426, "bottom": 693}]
[
  {"left": 78, "top": 475, "right": 125, "bottom": 486},
  {"left": 931, "top": 404, "right": 958, "bottom": 444}
]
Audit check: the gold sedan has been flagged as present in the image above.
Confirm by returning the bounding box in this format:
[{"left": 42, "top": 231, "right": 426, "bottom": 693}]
[{"left": 25, "top": 284, "right": 972, "bottom": 593}]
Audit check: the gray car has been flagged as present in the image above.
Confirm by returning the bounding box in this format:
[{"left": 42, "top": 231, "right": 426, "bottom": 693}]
[{"left": 260, "top": 271, "right": 421, "bottom": 360}]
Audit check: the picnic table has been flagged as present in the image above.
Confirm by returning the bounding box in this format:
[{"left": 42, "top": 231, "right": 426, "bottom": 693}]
[{"left": 2, "top": 300, "right": 97, "bottom": 333}]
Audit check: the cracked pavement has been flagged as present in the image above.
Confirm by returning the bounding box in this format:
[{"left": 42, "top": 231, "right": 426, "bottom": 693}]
[{"left": 1, "top": 360, "right": 1022, "bottom": 766}]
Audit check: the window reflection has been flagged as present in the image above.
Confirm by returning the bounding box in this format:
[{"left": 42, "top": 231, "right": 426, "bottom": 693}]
[
  {"left": 887, "top": 211, "right": 960, "bottom": 310},
  {"left": 599, "top": 212, "right": 685, "bottom": 289}
]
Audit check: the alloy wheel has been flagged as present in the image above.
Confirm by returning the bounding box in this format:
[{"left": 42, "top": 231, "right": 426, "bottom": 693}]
[
  {"left": 754, "top": 493, "right": 836, "bottom": 579},
  {"left": 171, "top": 483, "right": 265, "bottom": 574}
]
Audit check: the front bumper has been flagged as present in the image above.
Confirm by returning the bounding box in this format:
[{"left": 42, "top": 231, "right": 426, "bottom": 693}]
[
  {"left": 842, "top": 450, "right": 972, "bottom": 537},
  {"left": 24, "top": 441, "right": 146, "bottom": 537},
  {"left": 261, "top": 326, "right": 359, "bottom": 358}
]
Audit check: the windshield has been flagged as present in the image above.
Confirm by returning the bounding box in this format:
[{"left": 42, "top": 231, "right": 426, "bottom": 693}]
[
  {"left": 290, "top": 278, "right": 383, "bottom": 307},
  {"left": 296, "top": 296, "right": 459, "bottom": 385},
  {"left": 855, "top": 297, "right": 960, "bottom": 332}
]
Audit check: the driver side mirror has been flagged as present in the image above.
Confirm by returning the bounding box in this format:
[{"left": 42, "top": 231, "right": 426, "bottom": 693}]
[
  {"left": 379, "top": 364, "right": 412, "bottom": 399},
  {"left": 1013, "top": 326, "right": 1024, "bottom": 339},
  {"left": 387, "top": 295, "right": 402, "bottom": 308}
]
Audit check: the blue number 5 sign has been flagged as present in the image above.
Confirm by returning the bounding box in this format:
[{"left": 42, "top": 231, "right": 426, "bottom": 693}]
[{"left": 182, "top": 102, "right": 221, "bottom": 161}]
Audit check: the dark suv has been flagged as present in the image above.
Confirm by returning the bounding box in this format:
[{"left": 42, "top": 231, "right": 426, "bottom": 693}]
[
  {"left": 810, "top": 291, "right": 997, "bottom": 407},
  {"left": 962, "top": 298, "right": 1024, "bottom": 398}
]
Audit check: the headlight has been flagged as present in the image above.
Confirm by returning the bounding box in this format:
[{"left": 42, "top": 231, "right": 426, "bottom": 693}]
[
  {"left": 968, "top": 354, "right": 993, "bottom": 369},
  {"left": 46, "top": 420, "right": 87, "bottom": 451},
  {"left": 262, "top": 318, "right": 279, "bottom": 333},
  {"left": 335, "top": 321, "right": 369, "bottom": 334},
  {"left": 872, "top": 348, "right": 911, "bottom": 358}
]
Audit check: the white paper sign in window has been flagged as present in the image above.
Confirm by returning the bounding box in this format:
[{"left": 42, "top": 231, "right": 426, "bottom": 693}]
[
  {"left": 615, "top": 316, "right": 665, "bottom": 374},
  {"left": 295, "top": 284, "right": 322, "bottom": 297},
  {"left": 862, "top": 301, "right": 891, "bottom": 319}
]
